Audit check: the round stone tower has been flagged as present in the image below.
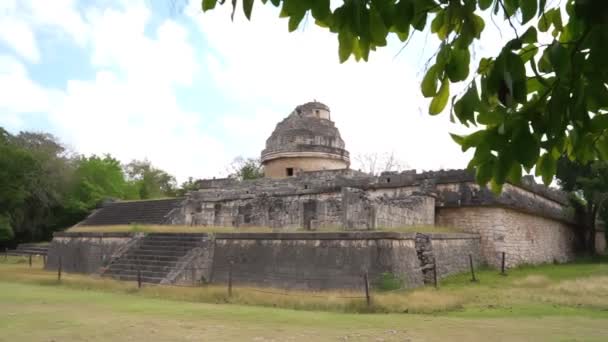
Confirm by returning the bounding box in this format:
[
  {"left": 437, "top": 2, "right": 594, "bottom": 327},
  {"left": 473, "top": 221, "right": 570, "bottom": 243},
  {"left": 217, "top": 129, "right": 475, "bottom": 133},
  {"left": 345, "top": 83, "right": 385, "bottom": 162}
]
[{"left": 261, "top": 101, "right": 350, "bottom": 178}]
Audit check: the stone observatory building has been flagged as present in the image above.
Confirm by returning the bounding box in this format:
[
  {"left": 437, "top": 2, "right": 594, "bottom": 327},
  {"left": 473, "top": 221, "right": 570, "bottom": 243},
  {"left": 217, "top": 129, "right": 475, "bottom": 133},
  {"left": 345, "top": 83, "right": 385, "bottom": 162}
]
[
  {"left": 261, "top": 101, "right": 350, "bottom": 178},
  {"left": 48, "top": 101, "right": 604, "bottom": 289}
]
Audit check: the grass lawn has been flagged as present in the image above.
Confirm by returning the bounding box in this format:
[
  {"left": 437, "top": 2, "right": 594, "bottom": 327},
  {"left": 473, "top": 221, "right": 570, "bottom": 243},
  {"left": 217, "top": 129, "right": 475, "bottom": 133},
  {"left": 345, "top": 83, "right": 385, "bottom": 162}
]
[{"left": 1, "top": 256, "right": 608, "bottom": 341}]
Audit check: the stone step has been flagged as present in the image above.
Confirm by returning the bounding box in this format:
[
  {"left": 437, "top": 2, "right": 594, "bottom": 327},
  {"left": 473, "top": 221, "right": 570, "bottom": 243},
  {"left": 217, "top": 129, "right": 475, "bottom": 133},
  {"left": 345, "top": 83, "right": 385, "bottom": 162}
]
[
  {"left": 8, "top": 249, "right": 47, "bottom": 255},
  {"left": 145, "top": 233, "right": 207, "bottom": 239},
  {"left": 136, "top": 245, "right": 198, "bottom": 252},
  {"left": 128, "top": 249, "right": 189, "bottom": 257},
  {"left": 108, "top": 263, "right": 175, "bottom": 273},
  {"left": 122, "top": 254, "right": 182, "bottom": 262},
  {"left": 108, "top": 273, "right": 164, "bottom": 284},
  {"left": 139, "top": 240, "right": 202, "bottom": 247},
  {"left": 107, "top": 268, "right": 167, "bottom": 278},
  {"left": 18, "top": 243, "right": 50, "bottom": 248},
  {"left": 109, "top": 260, "right": 178, "bottom": 270}
]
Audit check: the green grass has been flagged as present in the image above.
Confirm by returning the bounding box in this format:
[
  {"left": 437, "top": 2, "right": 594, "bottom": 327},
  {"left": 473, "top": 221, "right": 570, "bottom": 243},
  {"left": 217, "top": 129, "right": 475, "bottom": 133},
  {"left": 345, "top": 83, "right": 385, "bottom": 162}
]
[
  {"left": 1, "top": 281, "right": 607, "bottom": 341},
  {"left": 1, "top": 256, "right": 608, "bottom": 340},
  {"left": 2, "top": 255, "right": 608, "bottom": 317},
  {"left": 66, "top": 224, "right": 462, "bottom": 234}
]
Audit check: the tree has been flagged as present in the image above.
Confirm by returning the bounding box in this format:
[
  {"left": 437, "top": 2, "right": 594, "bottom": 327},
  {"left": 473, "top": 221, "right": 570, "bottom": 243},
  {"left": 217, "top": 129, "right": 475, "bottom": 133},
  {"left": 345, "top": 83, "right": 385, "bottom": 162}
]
[
  {"left": 66, "top": 155, "right": 133, "bottom": 213},
  {"left": 202, "top": 0, "right": 608, "bottom": 191},
  {"left": 354, "top": 152, "right": 407, "bottom": 175},
  {"left": 176, "top": 177, "right": 201, "bottom": 196},
  {"left": 0, "top": 214, "right": 15, "bottom": 245},
  {"left": 556, "top": 157, "right": 608, "bottom": 254},
  {"left": 125, "top": 159, "right": 177, "bottom": 199},
  {"left": 227, "top": 157, "right": 264, "bottom": 180}
]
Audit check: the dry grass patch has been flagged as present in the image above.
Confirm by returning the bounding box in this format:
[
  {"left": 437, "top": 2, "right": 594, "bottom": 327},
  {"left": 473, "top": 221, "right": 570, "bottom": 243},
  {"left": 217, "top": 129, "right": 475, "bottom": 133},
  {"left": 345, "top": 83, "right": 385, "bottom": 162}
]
[
  {"left": 512, "top": 275, "right": 552, "bottom": 287},
  {"left": 3, "top": 255, "right": 608, "bottom": 316}
]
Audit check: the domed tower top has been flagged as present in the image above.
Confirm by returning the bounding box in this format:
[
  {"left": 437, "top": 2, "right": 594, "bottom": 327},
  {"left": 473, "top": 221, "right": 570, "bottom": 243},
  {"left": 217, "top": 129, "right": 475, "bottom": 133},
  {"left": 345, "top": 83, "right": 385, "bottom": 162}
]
[{"left": 261, "top": 101, "right": 350, "bottom": 178}]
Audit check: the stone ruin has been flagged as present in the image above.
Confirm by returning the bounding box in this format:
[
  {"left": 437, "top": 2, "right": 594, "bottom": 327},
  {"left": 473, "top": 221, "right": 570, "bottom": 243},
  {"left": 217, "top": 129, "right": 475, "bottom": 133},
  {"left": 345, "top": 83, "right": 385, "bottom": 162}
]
[{"left": 74, "top": 101, "right": 605, "bottom": 269}]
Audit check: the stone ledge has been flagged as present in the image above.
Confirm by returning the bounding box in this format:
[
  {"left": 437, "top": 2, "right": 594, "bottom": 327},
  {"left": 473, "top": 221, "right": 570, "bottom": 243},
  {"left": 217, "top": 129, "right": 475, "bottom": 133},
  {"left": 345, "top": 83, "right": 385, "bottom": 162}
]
[
  {"left": 53, "top": 232, "right": 137, "bottom": 238},
  {"left": 213, "top": 232, "right": 480, "bottom": 240},
  {"left": 53, "top": 231, "right": 481, "bottom": 241}
]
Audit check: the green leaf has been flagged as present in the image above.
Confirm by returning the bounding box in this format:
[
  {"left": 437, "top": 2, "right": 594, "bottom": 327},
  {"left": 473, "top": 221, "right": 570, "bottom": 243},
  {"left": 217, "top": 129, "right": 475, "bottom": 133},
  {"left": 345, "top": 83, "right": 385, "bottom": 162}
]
[
  {"left": 493, "top": 150, "right": 513, "bottom": 185},
  {"left": 520, "top": 0, "right": 537, "bottom": 24},
  {"left": 590, "top": 114, "right": 608, "bottom": 133},
  {"left": 311, "top": 0, "right": 330, "bottom": 20},
  {"left": 520, "top": 26, "right": 537, "bottom": 44},
  {"left": 454, "top": 83, "right": 480, "bottom": 125},
  {"left": 450, "top": 133, "right": 465, "bottom": 145},
  {"left": 446, "top": 48, "right": 470, "bottom": 82},
  {"left": 369, "top": 7, "right": 388, "bottom": 46},
  {"left": 462, "top": 130, "right": 488, "bottom": 151},
  {"left": 479, "top": 0, "right": 493, "bottom": 10},
  {"left": 551, "top": 8, "right": 563, "bottom": 30},
  {"left": 243, "top": 0, "right": 254, "bottom": 20},
  {"left": 507, "top": 163, "right": 522, "bottom": 184},
  {"left": 536, "top": 153, "right": 557, "bottom": 185},
  {"left": 421, "top": 64, "right": 440, "bottom": 97},
  {"left": 202, "top": 0, "right": 217, "bottom": 11},
  {"left": 470, "top": 14, "right": 485, "bottom": 38},
  {"left": 475, "top": 159, "right": 495, "bottom": 185},
  {"left": 477, "top": 57, "right": 492, "bottom": 74},
  {"left": 477, "top": 109, "right": 504, "bottom": 125},
  {"left": 547, "top": 42, "right": 570, "bottom": 77},
  {"left": 429, "top": 77, "right": 450, "bottom": 115},
  {"left": 503, "top": 0, "right": 518, "bottom": 17},
  {"left": 538, "top": 9, "right": 553, "bottom": 32},
  {"left": 338, "top": 30, "right": 355, "bottom": 63},
  {"left": 288, "top": 10, "right": 306, "bottom": 31},
  {"left": 504, "top": 52, "right": 527, "bottom": 104},
  {"left": 431, "top": 10, "right": 445, "bottom": 34},
  {"left": 513, "top": 125, "right": 539, "bottom": 168},
  {"left": 394, "top": 0, "right": 414, "bottom": 32}
]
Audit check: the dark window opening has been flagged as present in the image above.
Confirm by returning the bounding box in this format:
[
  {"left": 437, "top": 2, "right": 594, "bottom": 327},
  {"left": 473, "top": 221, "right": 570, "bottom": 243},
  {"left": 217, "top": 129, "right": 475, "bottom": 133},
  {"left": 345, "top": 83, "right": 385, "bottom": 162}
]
[
  {"left": 386, "top": 178, "right": 391, "bottom": 183},
  {"left": 286, "top": 168, "right": 294, "bottom": 176},
  {"left": 304, "top": 185, "right": 308, "bottom": 189}
]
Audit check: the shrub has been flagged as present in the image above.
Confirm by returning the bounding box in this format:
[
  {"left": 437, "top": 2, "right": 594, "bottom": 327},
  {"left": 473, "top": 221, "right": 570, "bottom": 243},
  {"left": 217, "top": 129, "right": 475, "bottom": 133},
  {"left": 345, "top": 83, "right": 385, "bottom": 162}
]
[
  {"left": 375, "top": 272, "right": 403, "bottom": 291},
  {"left": 0, "top": 214, "right": 14, "bottom": 242}
]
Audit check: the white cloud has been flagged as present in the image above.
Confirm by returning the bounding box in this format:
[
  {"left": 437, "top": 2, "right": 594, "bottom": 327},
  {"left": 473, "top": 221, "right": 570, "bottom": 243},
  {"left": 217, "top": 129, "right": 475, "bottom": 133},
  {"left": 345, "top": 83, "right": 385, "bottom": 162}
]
[
  {"left": 188, "top": 3, "right": 474, "bottom": 172},
  {"left": 0, "top": 1, "right": 225, "bottom": 182},
  {"left": 0, "top": 0, "right": 88, "bottom": 63},
  {"left": 0, "top": 17, "right": 40, "bottom": 62},
  {"left": 0, "top": 55, "right": 60, "bottom": 114}
]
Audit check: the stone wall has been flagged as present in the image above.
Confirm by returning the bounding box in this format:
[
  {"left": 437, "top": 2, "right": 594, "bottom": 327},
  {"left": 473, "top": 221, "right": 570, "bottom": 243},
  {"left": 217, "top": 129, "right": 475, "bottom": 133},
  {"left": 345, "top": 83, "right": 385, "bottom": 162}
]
[
  {"left": 45, "top": 232, "right": 136, "bottom": 273},
  {"left": 177, "top": 192, "right": 343, "bottom": 230},
  {"left": 436, "top": 207, "right": 578, "bottom": 267},
  {"left": 203, "top": 232, "right": 481, "bottom": 290},
  {"left": 430, "top": 233, "right": 481, "bottom": 278},
  {"left": 45, "top": 231, "right": 481, "bottom": 290},
  {"left": 341, "top": 187, "right": 435, "bottom": 229},
  {"left": 263, "top": 156, "right": 348, "bottom": 178},
  {"left": 209, "top": 233, "right": 423, "bottom": 290}
]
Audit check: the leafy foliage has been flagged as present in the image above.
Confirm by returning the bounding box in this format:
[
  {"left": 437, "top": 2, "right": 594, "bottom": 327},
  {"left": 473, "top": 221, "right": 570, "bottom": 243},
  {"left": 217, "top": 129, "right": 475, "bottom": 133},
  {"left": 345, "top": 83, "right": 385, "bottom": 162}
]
[
  {"left": 0, "top": 127, "right": 188, "bottom": 243},
  {"left": 203, "top": 0, "right": 608, "bottom": 190},
  {"left": 125, "top": 159, "right": 178, "bottom": 199},
  {"left": 228, "top": 156, "right": 264, "bottom": 180},
  {"left": 556, "top": 157, "right": 608, "bottom": 253},
  {"left": 0, "top": 214, "right": 14, "bottom": 243}
]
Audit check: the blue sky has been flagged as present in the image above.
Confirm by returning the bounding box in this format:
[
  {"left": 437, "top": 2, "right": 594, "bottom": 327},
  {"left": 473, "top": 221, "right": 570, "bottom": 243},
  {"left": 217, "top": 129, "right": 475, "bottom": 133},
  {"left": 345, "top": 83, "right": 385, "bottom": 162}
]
[{"left": 0, "top": 0, "right": 511, "bottom": 182}]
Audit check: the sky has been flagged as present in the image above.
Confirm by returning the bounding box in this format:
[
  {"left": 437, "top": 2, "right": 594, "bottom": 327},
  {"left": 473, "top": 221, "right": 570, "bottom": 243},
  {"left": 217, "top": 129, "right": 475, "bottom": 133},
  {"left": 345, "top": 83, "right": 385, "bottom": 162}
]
[{"left": 0, "top": 0, "right": 511, "bottom": 183}]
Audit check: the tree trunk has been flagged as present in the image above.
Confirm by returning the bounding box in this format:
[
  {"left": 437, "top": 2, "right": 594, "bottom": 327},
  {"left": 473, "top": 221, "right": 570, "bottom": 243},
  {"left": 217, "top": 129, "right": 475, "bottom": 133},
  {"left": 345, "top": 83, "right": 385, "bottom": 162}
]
[{"left": 586, "top": 204, "right": 597, "bottom": 256}]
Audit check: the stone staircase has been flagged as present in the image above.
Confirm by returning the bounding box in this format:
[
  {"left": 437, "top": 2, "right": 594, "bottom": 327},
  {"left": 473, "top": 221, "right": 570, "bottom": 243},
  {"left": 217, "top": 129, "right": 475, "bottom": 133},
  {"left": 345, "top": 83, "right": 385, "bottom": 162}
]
[
  {"left": 7, "top": 243, "right": 49, "bottom": 256},
  {"left": 102, "top": 234, "right": 206, "bottom": 284},
  {"left": 78, "top": 198, "right": 184, "bottom": 226}
]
